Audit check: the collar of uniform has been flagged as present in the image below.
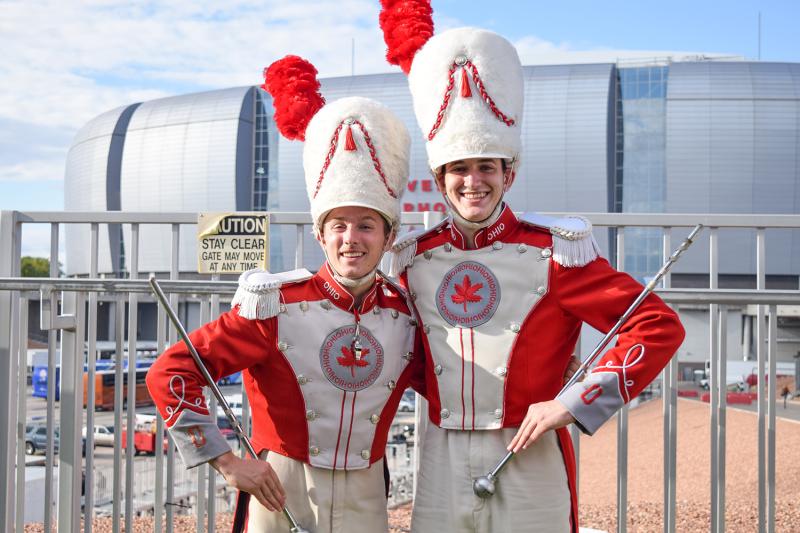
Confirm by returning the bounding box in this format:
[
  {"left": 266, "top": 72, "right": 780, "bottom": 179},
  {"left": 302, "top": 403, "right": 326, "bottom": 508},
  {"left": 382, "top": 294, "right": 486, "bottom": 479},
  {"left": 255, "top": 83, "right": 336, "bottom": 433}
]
[
  {"left": 314, "top": 263, "right": 380, "bottom": 314},
  {"left": 447, "top": 204, "right": 518, "bottom": 249}
]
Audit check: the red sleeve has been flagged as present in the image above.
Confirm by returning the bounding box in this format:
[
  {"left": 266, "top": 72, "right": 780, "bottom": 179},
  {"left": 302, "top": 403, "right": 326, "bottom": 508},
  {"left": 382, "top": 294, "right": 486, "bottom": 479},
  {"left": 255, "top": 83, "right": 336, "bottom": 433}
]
[
  {"left": 145, "top": 309, "right": 275, "bottom": 427},
  {"left": 553, "top": 257, "right": 685, "bottom": 403}
]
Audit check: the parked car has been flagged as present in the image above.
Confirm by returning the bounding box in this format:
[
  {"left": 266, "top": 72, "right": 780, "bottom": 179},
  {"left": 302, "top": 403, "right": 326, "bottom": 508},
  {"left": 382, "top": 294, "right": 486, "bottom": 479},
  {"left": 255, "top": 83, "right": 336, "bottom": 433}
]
[
  {"left": 398, "top": 390, "right": 415, "bottom": 412},
  {"left": 25, "top": 425, "right": 87, "bottom": 456},
  {"left": 82, "top": 424, "right": 115, "bottom": 447}
]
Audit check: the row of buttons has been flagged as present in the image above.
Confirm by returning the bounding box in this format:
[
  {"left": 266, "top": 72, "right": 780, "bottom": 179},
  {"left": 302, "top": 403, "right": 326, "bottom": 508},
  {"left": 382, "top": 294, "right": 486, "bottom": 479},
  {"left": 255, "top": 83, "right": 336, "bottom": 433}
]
[
  {"left": 440, "top": 408, "right": 503, "bottom": 420},
  {"left": 297, "top": 373, "right": 403, "bottom": 392},
  {"left": 419, "top": 320, "right": 536, "bottom": 338},
  {"left": 303, "top": 410, "right": 381, "bottom": 425},
  {"left": 433, "top": 364, "right": 507, "bottom": 377},
  {"left": 308, "top": 446, "right": 371, "bottom": 461}
]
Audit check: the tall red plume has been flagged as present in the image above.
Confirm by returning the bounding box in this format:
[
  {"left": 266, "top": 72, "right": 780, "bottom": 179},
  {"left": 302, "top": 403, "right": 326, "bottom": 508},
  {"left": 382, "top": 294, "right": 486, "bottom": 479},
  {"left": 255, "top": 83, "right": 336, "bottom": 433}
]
[
  {"left": 262, "top": 55, "right": 325, "bottom": 141},
  {"left": 379, "top": 0, "right": 434, "bottom": 75}
]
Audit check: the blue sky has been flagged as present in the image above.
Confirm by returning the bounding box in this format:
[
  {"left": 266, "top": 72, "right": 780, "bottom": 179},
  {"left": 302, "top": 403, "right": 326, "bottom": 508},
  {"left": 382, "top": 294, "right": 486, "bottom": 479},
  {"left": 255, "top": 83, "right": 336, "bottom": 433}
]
[
  {"left": 0, "top": 0, "right": 797, "bottom": 253},
  {"left": 449, "top": 0, "right": 796, "bottom": 62}
]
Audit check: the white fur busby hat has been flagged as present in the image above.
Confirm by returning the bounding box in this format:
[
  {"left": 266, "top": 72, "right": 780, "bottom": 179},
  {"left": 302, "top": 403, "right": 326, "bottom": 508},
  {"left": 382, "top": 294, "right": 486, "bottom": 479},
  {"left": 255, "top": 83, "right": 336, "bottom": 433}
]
[
  {"left": 263, "top": 56, "right": 410, "bottom": 232},
  {"left": 380, "top": 2, "right": 523, "bottom": 171}
]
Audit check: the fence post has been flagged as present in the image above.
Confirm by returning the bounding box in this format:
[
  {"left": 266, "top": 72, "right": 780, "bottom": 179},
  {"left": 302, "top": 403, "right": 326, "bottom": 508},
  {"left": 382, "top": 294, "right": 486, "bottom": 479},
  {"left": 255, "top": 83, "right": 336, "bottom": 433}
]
[
  {"left": 58, "top": 290, "right": 84, "bottom": 531},
  {"left": 0, "top": 211, "right": 20, "bottom": 532}
]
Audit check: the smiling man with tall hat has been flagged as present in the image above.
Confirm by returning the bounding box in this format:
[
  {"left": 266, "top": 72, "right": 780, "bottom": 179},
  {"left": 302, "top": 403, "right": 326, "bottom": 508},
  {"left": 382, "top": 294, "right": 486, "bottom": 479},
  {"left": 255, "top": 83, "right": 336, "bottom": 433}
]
[
  {"left": 147, "top": 55, "right": 425, "bottom": 532},
  {"left": 379, "top": 1, "right": 686, "bottom": 532}
]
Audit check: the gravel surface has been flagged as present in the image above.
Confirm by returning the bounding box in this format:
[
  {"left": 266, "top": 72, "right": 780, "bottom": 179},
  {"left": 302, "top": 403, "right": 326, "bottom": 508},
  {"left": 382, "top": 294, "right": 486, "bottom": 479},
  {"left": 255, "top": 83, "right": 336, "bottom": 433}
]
[
  {"left": 25, "top": 398, "right": 800, "bottom": 532},
  {"left": 577, "top": 397, "right": 800, "bottom": 532}
]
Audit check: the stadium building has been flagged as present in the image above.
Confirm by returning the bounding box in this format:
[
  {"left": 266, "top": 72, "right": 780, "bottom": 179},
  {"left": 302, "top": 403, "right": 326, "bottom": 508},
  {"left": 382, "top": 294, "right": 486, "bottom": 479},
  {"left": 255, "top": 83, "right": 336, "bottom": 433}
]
[{"left": 64, "top": 58, "right": 800, "bottom": 372}]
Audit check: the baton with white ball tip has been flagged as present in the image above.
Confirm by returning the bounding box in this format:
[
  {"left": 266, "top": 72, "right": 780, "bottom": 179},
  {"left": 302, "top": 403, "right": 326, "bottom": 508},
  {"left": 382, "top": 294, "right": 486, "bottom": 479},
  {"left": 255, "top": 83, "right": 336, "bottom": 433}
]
[
  {"left": 472, "top": 224, "right": 703, "bottom": 499},
  {"left": 149, "top": 275, "right": 309, "bottom": 533}
]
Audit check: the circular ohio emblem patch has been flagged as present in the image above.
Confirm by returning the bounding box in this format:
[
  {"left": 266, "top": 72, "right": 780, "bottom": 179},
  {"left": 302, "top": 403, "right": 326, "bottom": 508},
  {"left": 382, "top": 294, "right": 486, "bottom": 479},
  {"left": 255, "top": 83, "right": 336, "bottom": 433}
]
[
  {"left": 319, "top": 325, "right": 384, "bottom": 392},
  {"left": 436, "top": 261, "right": 501, "bottom": 328}
]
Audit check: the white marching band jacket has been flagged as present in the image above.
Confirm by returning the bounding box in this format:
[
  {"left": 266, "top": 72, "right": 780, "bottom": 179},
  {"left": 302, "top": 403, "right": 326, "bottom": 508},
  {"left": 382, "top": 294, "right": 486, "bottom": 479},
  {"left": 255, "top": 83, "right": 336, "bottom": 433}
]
[
  {"left": 146, "top": 264, "right": 423, "bottom": 471},
  {"left": 391, "top": 205, "right": 685, "bottom": 435}
]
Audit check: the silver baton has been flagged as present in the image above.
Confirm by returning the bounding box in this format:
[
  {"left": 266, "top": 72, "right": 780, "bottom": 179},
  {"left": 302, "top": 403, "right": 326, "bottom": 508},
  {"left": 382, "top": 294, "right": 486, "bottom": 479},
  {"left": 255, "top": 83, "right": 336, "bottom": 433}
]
[
  {"left": 473, "top": 224, "right": 703, "bottom": 499},
  {"left": 149, "top": 276, "right": 309, "bottom": 533}
]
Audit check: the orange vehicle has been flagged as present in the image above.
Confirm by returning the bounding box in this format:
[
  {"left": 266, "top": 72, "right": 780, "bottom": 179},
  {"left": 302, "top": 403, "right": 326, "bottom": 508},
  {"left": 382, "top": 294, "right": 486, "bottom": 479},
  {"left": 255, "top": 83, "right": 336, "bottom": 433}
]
[{"left": 83, "top": 369, "right": 154, "bottom": 410}]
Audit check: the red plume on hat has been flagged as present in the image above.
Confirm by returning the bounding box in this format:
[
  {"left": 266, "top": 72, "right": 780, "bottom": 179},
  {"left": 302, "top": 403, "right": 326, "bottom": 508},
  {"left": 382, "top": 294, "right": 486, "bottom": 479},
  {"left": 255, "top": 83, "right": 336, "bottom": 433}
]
[
  {"left": 379, "top": 0, "right": 434, "bottom": 74},
  {"left": 262, "top": 55, "right": 326, "bottom": 141}
]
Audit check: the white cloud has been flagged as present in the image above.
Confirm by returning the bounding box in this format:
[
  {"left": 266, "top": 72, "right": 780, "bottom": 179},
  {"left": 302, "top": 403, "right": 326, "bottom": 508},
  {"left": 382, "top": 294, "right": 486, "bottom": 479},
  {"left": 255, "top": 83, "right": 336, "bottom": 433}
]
[
  {"left": 0, "top": 160, "right": 65, "bottom": 183},
  {"left": 0, "top": 0, "right": 731, "bottom": 195},
  {"left": 514, "top": 35, "right": 734, "bottom": 66},
  {"left": 0, "top": 0, "right": 393, "bottom": 130},
  {"left": 0, "top": 0, "right": 400, "bottom": 188}
]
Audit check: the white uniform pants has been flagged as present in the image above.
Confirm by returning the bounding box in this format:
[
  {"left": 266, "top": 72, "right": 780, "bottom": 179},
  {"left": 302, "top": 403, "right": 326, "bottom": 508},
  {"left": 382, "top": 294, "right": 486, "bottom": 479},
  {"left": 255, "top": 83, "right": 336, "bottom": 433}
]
[
  {"left": 411, "top": 425, "right": 570, "bottom": 533},
  {"left": 247, "top": 452, "right": 388, "bottom": 533}
]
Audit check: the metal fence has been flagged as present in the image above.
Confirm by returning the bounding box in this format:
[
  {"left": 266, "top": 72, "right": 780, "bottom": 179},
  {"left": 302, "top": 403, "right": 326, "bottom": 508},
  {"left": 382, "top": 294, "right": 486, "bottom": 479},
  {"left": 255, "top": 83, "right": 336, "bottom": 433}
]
[{"left": 0, "top": 210, "right": 798, "bottom": 533}]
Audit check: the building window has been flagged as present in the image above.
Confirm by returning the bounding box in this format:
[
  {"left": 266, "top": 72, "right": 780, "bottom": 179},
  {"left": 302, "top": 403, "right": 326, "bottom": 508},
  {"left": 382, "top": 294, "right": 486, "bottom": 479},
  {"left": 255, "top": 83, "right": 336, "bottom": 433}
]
[
  {"left": 253, "top": 89, "right": 272, "bottom": 211},
  {"left": 616, "top": 65, "right": 669, "bottom": 281}
]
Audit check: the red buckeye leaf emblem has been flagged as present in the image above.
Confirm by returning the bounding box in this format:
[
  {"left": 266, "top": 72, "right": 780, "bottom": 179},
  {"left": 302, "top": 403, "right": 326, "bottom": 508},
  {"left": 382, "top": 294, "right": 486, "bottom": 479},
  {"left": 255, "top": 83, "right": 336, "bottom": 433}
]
[
  {"left": 337, "top": 345, "right": 371, "bottom": 377},
  {"left": 450, "top": 274, "right": 483, "bottom": 313}
]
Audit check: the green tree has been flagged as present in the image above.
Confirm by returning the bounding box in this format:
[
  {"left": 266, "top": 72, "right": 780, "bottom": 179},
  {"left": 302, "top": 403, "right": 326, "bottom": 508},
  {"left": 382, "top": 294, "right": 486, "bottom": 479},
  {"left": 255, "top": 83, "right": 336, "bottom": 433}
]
[{"left": 21, "top": 256, "right": 51, "bottom": 277}]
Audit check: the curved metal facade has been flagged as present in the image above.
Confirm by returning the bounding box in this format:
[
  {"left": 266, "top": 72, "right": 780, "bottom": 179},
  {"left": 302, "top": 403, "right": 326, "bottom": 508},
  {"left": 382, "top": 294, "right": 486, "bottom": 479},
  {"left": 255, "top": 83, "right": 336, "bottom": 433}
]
[
  {"left": 666, "top": 62, "right": 800, "bottom": 275},
  {"left": 63, "top": 61, "right": 800, "bottom": 277},
  {"left": 64, "top": 103, "right": 138, "bottom": 275},
  {"left": 522, "top": 64, "right": 614, "bottom": 253},
  {"left": 119, "top": 86, "right": 254, "bottom": 273}
]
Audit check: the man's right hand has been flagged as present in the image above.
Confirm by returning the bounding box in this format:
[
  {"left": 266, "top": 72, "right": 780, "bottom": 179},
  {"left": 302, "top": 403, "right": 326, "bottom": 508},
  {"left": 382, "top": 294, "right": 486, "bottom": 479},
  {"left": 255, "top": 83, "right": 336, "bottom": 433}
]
[{"left": 210, "top": 451, "right": 286, "bottom": 511}]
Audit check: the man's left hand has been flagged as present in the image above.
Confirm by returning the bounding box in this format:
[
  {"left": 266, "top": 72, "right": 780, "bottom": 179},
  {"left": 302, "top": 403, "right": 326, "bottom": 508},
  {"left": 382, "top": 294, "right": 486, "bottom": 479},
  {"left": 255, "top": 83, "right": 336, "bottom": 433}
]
[{"left": 507, "top": 400, "right": 576, "bottom": 453}]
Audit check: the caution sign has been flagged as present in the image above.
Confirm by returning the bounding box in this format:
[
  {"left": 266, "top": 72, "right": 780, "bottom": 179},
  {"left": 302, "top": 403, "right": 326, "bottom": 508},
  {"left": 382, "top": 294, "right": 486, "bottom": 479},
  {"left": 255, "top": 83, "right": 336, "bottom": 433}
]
[{"left": 197, "top": 212, "right": 269, "bottom": 274}]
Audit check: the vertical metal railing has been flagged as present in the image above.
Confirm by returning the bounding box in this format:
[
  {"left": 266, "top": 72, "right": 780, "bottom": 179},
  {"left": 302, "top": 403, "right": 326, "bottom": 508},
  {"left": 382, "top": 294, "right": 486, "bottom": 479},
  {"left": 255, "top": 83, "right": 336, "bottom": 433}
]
[
  {"left": 57, "top": 288, "right": 85, "bottom": 531},
  {"left": 708, "top": 228, "right": 720, "bottom": 532},
  {"left": 615, "top": 227, "right": 629, "bottom": 533},
  {"left": 166, "top": 223, "right": 180, "bottom": 533},
  {"left": 125, "top": 224, "right": 140, "bottom": 532},
  {"left": 44, "top": 224, "right": 59, "bottom": 533},
  {"left": 662, "top": 228, "right": 678, "bottom": 533},
  {"left": 155, "top": 292, "right": 167, "bottom": 533},
  {"left": 756, "top": 229, "right": 766, "bottom": 533},
  {"left": 196, "top": 297, "right": 210, "bottom": 532},
  {"left": 15, "top": 295, "right": 28, "bottom": 533},
  {"left": 0, "top": 210, "right": 22, "bottom": 533},
  {"left": 208, "top": 275, "right": 220, "bottom": 533},
  {"left": 716, "top": 302, "right": 728, "bottom": 533},
  {"left": 85, "top": 222, "right": 99, "bottom": 533},
  {"left": 0, "top": 211, "right": 797, "bottom": 533},
  {"left": 766, "top": 304, "right": 777, "bottom": 531},
  {"left": 112, "top": 291, "right": 124, "bottom": 533}
]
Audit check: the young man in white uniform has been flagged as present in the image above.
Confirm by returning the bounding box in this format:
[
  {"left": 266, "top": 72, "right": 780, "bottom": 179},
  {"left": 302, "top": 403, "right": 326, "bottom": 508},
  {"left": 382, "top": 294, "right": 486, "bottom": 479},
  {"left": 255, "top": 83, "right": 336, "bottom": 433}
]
[
  {"left": 379, "top": 6, "right": 686, "bottom": 532},
  {"left": 147, "top": 55, "right": 425, "bottom": 532}
]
